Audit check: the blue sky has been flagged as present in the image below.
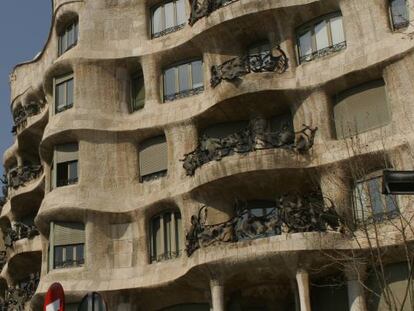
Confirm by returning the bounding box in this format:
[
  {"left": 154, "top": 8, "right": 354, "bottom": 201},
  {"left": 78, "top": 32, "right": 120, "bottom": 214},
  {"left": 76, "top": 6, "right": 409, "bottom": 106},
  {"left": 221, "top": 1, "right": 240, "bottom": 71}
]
[{"left": 0, "top": 1, "right": 51, "bottom": 177}]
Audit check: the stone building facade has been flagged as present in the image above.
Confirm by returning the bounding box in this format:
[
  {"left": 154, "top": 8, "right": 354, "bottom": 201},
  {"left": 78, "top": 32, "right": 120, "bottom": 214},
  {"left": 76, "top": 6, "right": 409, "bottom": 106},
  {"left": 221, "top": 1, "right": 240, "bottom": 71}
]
[{"left": 2, "top": 0, "right": 414, "bottom": 310}]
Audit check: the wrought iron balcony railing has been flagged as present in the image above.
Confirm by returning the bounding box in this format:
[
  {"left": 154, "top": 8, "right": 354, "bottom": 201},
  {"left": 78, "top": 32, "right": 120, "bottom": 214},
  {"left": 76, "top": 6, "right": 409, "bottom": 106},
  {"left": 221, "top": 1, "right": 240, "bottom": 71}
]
[
  {"left": 11, "top": 100, "right": 46, "bottom": 134},
  {"left": 6, "top": 165, "right": 43, "bottom": 191},
  {"left": 163, "top": 85, "right": 204, "bottom": 102},
  {"left": 182, "top": 119, "right": 318, "bottom": 176},
  {"left": 4, "top": 223, "right": 39, "bottom": 248},
  {"left": 57, "top": 177, "right": 78, "bottom": 187},
  {"left": 152, "top": 23, "right": 186, "bottom": 38},
  {"left": 185, "top": 193, "right": 343, "bottom": 256},
  {"left": 299, "top": 41, "right": 347, "bottom": 64},
  {"left": 210, "top": 47, "right": 288, "bottom": 87},
  {"left": 189, "top": 0, "right": 238, "bottom": 26},
  {"left": 54, "top": 258, "right": 84, "bottom": 269}
]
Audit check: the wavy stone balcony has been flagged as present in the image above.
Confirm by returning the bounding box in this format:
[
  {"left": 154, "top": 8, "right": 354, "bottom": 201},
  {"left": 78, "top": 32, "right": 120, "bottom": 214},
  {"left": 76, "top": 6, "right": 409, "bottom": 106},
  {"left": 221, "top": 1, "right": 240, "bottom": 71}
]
[
  {"left": 4, "top": 165, "right": 43, "bottom": 199},
  {"left": 4, "top": 222, "right": 39, "bottom": 249},
  {"left": 11, "top": 100, "right": 47, "bottom": 135}
]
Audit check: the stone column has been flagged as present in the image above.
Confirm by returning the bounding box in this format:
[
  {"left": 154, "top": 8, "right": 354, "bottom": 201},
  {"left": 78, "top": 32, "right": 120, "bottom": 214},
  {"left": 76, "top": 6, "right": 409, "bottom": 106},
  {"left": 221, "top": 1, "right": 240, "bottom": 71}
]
[
  {"left": 345, "top": 264, "right": 367, "bottom": 311},
  {"left": 296, "top": 269, "right": 312, "bottom": 311},
  {"left": 210, "top": 279, "right": 225, "bottom": 311}
]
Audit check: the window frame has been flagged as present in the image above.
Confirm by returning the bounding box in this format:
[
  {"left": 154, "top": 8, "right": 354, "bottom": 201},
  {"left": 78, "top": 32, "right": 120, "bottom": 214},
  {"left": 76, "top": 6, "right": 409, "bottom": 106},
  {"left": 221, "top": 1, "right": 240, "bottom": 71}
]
[
  {"left": 53, "top": 73, "right": 74, "bottom": 114},
  {"left": 389, "top": 0, "right": 410, "bottom": 31},
  {"left": 52, "top": 143, "right": 79, "bottom": 189},
  {"left": 151, "top": 0, "right": 187, "bottom": 39},
  {"left": 53, "top": 243, "right": 85, "bottom": 269},
  {"left": 352, "top": 170, "right": 400, "bottom": 224},
  {"left": 296, "top": 11, "right": 346, "bottom": 64},
  {"left": 58, "top": 19, "right": 79, "bottom": 56},
  {"left": 49, "top": 222, "right": 85, "bottom": 271},
  {"left": 149, "top": 210, "right": 182, "bottom": 263},
  {"left": 162, "top": 58, "right": 204, "bottom": 102}
]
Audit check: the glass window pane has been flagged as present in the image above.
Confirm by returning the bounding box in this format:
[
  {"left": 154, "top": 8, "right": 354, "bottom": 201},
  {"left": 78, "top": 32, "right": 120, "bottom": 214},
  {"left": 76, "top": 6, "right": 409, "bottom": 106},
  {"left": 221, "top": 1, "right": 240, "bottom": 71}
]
[
  {"left": 175, "top": 213, "right": 182, "bottom": 253},
  {"left": 68, "top": 25, "right": 74, "bottom": 47},
  {"left": 368, "top": 178, "right": 384, "bottom": 218},
  {"left": 131, "top": 75, "right": 145, "bottom": 111},
  {"left": 315, "top": 20, "right": 330, "bottom": 50},
  {"left": 165, "top": 2, "right": 175, "bottom": 29},
  {"left": 57, "top": 163, "right": 69, "bottom": 187},
  {"left": 191, "top": 60, "right": 203, "bottom": 89},
  {"left": 164, "top": 213, "right": 172, "bottom": 254},
  {"left": 299, "top": 30, "right": 313, "bottom": 57},
  {"left": 151, "top": 217, "right": 162, "bottom": 259},
  {"left": 56, "top": 82, "right": 66, "bottom": 110},
  {"left": 54, "top": 246, "right": 63, "bottom": 268},
  {"left": 152, "top": 6, "right": 163, "bottom": 34},
  {"left": 66, "top": 78, "right": 74, "bottom": 107},
  {"left": 391, "top": 0, "right": 409, "bottom": 27},
  {"left": 61, "top": 32, "right": 67, "bottom": 52},
  {"left": 66, "top": 245, "right": 74, "bottom": 264},
  {"left": 386, "top": 195, "right": 398, "bottom": 214},
  {"left": 76, "top": 244, "right": 84, "bottom": 263},
  {"left": 58, "top": 35, "right": 63, "bottom": 55},
  {"left": 178, "top": 64, "right": 190, "bottom": 92},
  {"left": 74, "top": 22, "right": 78, "bottom": 43},
  {"left": 164, "top": 68, "right": 176, "bottom": 96},
  {"left": 68, "top": 161, "right": 78, "bottom": 183},
  {"left": 330, "top": 16, "right": 345, "bottom": 45},
  {"left": 176, "top": 0, "right": 186, "bottom": 25}
]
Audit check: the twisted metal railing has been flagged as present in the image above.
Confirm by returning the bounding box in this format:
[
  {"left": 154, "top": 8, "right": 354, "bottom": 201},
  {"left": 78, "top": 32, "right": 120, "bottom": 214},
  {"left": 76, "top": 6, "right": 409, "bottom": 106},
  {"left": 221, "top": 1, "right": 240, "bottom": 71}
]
[
  {"left": 4, "top": 222, "right": 39, "bottom": 248},
  {"left": 189, "top": 0, "right": 238, "bottom": 26},
  {"left": 210, "top": 47, "right": 289, "bottom": 87},
  {"left": 11, "top": 101, "right": 46, "bottom": 134},
  {"left": 182, "top": 119, "right": 317, "bottom": 176},
  {"left": 6, "top": 166, "right": 43, "bottom": 191},
  {"left": 186, "top": 193, "right": 343, "bottom": 256}
]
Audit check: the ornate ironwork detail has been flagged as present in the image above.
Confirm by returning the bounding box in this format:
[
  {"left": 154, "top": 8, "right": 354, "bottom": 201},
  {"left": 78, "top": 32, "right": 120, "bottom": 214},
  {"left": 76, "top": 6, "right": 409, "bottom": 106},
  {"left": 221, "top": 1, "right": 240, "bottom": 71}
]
[
  {"left": 299, "top": 41, "right": 347, "bottom": 64},
  {"left": 54, "top": 258, "right": 85, "bottom": 269},
  {"left": 182, "top": 120, "right": 317, "bottom": 176},
  {"left": 12, "top": 100, "right": 46, "bottom": 134},
  {"left": 4, "top": 222, "right": 39, "bottom": 248},
  {"left": 7, "top": 165, "right": 43, "bottom": 190},
  {"left": 0, "top": 251, "right": 6, "bottom": 271},
  {"left": 164, "top": 85, "right": 204, "bottom": 102},
  {"left": 0, "top": 175, "right": 8, "bottom": 206},
  {"left": 210, "top": 47, "right": 288, "bottom": 87},
  {"left": 185, "top": 194, "right": 342, "bottom": 256},
  {"left": 3, "top": 273, "right": 40, "bottom": 310},
  {"left": 189, "top": 0, "right": 238, "bottom": 26},
  {"left": 141, "top": 170, "right": 167, "bottom": 183},
  {"left": 152, "top": 23, "right": 186, "bottom": 38}
]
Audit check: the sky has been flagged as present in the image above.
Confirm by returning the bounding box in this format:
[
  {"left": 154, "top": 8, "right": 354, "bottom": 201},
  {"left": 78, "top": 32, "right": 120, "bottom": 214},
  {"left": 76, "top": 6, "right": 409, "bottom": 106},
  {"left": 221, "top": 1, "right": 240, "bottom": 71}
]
[{"left": 0, "top": 1, "right": 51, "bottom": 177}]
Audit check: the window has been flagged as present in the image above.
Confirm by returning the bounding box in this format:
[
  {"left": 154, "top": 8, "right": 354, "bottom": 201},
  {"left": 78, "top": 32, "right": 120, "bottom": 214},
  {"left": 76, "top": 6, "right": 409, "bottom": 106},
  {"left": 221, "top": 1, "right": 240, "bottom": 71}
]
[
  {"left": 53, "top": 143, "right": 79, "bottom": 188},
  {"left": 139, "top": 136, "right": 168, "bottom": 182},
  {"left": 236, "top": 200, "right": 280, "bottom": 240},
  {"left": 49, "top": 222, "right": 85, "bottom": 269},
  {"left": 151, "top": 0, "right": 186, "bottom": 38},
  {"left": 130, "top": 72, "right": 145, "bottom": 112},
  {"left": 297, "top": 12, "right": 346, "bottom": 63},
  {"left": 389, "top": 0, "right": 409, "bottom": 30},
  {"left": 333, "top": 79, "right": 390, "bottom": 139},
  {"left": 353, "top": 172, "right": 399, "bottom": 223},
  {"left": 163, "top": 60, "right": 204, "bottom": 102},
  {"left": 58, "top": 20, "right": 78, "bottom": 56},
  {"left": 150, "top": 210, "right": 182, "bottom": 262},
  {"left": 54, "top": 73, "right": 74, "bottom": 114}
]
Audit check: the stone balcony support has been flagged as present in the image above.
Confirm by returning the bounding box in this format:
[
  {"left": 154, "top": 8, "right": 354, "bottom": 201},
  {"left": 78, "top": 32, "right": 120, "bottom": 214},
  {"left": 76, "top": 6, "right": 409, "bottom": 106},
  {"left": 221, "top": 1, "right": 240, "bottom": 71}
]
[
  {"left": 210, "top": 279, "right": 225, "bottom": 311},
  {"left": 345, "top": 263, "right": 368, "bottom": 311},
  {"left": 296, "top": 269, "right": 311, "bottom": 311}
]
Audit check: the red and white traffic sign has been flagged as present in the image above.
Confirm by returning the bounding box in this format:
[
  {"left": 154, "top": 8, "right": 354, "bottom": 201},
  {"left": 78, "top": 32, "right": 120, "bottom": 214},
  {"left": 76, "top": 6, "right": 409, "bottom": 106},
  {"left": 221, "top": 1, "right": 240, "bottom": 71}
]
[{"left": 44, "top": 282, "right": 65, "bottom": 311}]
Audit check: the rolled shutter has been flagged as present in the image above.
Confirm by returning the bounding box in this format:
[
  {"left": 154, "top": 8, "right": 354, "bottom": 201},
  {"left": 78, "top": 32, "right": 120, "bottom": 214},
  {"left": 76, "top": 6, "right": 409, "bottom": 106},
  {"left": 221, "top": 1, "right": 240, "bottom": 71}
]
[
  {"left": 334, "top": 80, "right": 390, "bottom": 138},
  {"left": 56, "top": 143, "right": 78, "bottom": 164},
  {"left": 203, "top": 121, "right": 248, "bottom": 139},
  {"left": 139, "top": 136, "right": 168, "bottom": 177},
  {"left": 54, "top": 222, "right": 85, "bottom": 246}
]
